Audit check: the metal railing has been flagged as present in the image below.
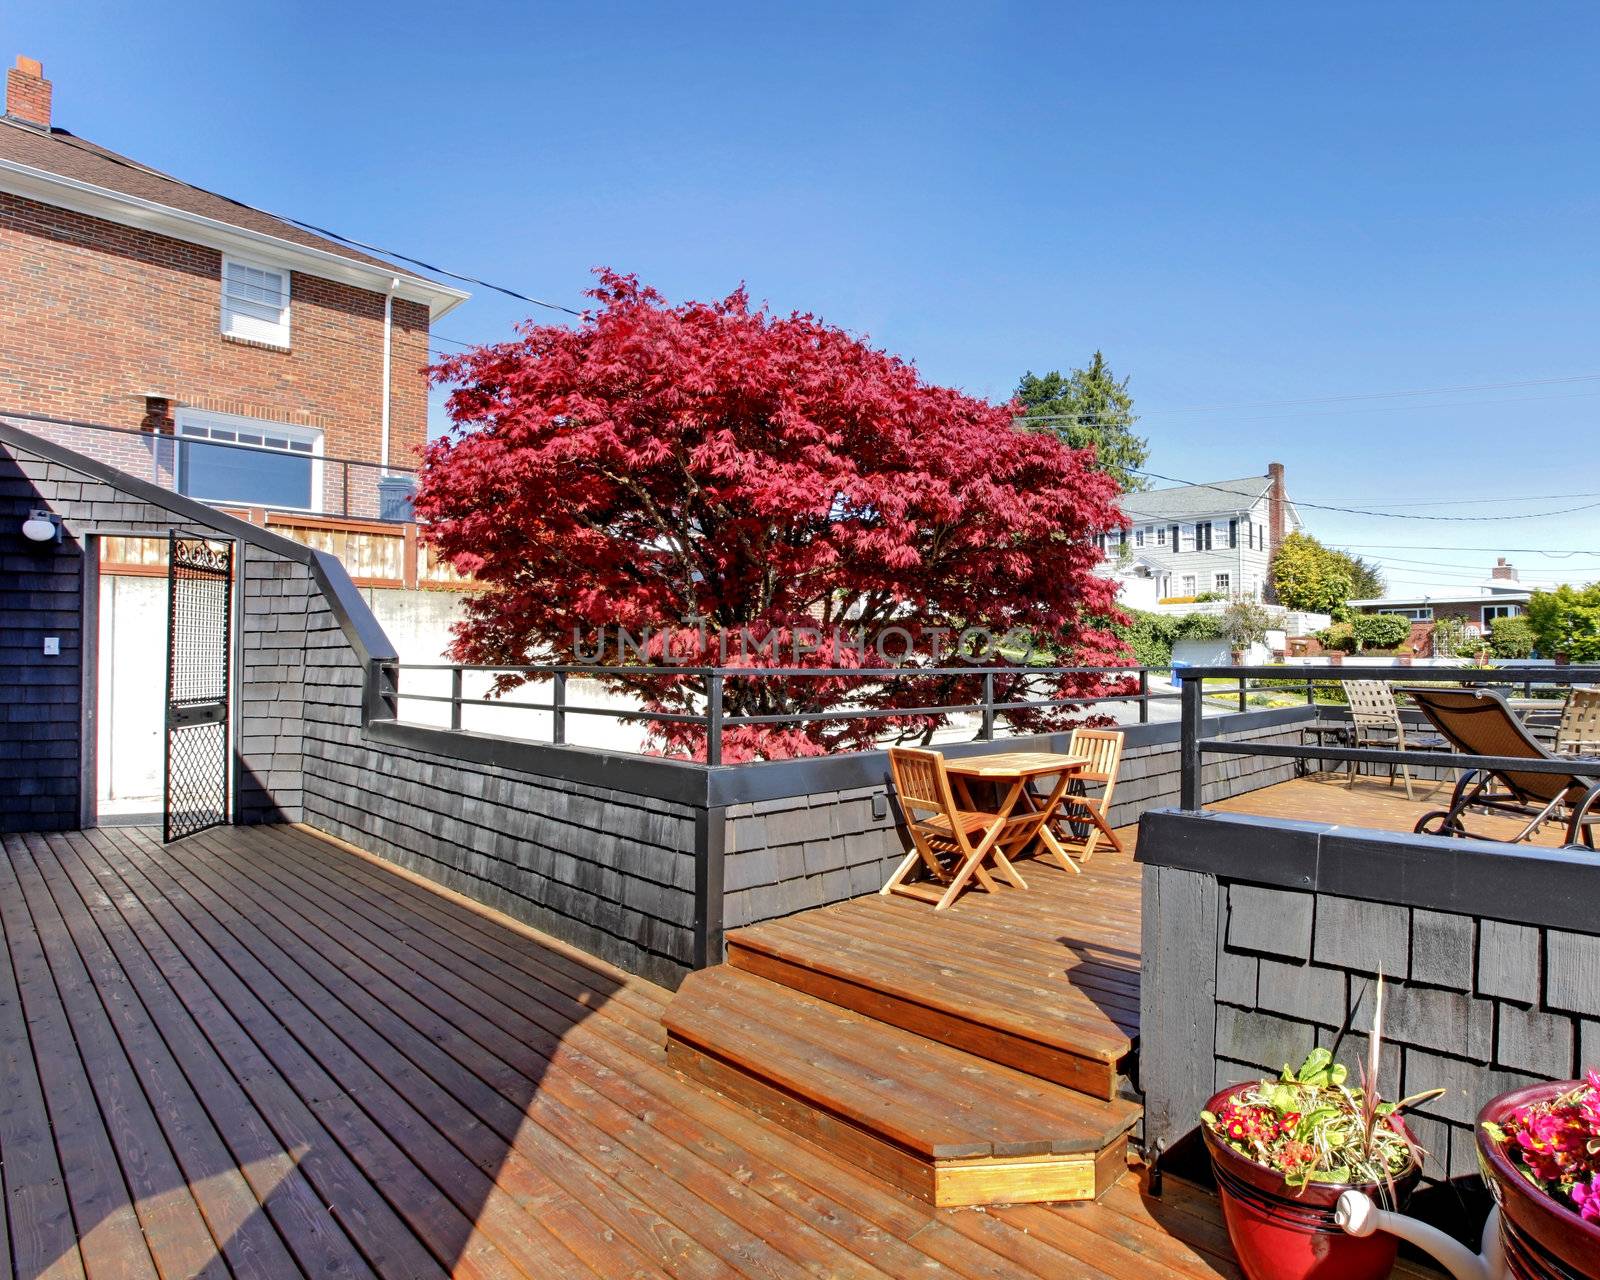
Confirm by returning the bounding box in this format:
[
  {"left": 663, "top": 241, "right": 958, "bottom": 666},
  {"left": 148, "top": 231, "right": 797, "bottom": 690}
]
[
  {"left": 5, "top": 409, "right": 419, "bottom": 523},
  {"left": 378, "top": 661, "right": 1290, "bottom": 764},
  {"left": 1175, "top": 663, "right": 1600, "bottom": 811}
]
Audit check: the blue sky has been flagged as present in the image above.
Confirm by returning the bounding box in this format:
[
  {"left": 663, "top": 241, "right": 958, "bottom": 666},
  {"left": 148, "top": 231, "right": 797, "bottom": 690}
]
[{"left": 11, "top": 1, "right": 1600, "bottom": 594}]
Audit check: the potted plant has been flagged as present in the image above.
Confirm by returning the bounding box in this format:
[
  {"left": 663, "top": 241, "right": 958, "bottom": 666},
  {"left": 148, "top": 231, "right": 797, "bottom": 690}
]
[
  {"left": 1477, "top": 1069, "right": 1600, "bottom": 1278},
  {"left": 1200, "top": 982, "right": 1442, "bottom": 1280}
]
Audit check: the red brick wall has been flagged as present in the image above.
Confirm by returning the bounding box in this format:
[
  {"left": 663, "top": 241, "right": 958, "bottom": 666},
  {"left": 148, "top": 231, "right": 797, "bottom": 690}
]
[{"left": 0, "top": 190, "right": 430, "bottom": 467}]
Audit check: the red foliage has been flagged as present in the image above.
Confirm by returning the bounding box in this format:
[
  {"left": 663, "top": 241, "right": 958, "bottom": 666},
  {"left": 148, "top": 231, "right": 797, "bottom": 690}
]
[{"left": 417, "top": 271, "right": 1130, "bottom": 759}]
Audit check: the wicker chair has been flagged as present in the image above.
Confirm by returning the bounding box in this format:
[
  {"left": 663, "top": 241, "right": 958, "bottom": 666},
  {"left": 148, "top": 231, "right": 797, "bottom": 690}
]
[
  {"left": 1341, "top": 680, "right": 1445, "bottom": 801},
  {"left": 1555, "top": 689, "right": 1600, "bottom": 758}
]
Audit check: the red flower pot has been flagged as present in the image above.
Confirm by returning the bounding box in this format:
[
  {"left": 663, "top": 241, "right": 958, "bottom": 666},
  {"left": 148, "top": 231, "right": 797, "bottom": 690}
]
[
  {"left": 1476, "top": 1081, "right": 1600, "bottom": 1280},
  {"left": 1202, "top": 1083, "right": 1422, "bottom": 1280}
]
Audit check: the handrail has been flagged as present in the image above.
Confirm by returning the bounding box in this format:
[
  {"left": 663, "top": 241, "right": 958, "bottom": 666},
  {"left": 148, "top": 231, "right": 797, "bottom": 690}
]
[
  {"left": 1175, "top": 662, "right": 1597, "bottom": 810},
  {"left": 382, "top": 660, "right": 1219, "bottom": 761}
]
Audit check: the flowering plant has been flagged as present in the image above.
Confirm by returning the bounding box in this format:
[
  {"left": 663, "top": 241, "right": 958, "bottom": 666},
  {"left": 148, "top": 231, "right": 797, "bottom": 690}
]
[
  {"left": 1481, "top": 1068, "right": 1600, "bottom": 1225},
  {"left": 1203, "top": 1047, "right": 1438, "bottom": 1191},
  {"left": 1202, "top": 978, "right": 1442, "bottom": 1192}
]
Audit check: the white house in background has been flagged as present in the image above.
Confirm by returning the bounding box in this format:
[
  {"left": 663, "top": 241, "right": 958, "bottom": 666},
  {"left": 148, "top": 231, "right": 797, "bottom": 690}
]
[
  {"left": 1099, "top": 462, "right": 1302, "bottom": 610},
  {"left": 1348, "top": 558, "right": 1532, "bottom": 631}
]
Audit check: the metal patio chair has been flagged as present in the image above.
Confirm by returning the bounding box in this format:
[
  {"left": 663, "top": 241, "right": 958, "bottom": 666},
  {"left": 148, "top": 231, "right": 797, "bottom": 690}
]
[
  {"left": 1403, "top": 687, "right": 1600, "bottom": 847},
  {"left": 1555, "top": 688, "right": 1600, "bottom": 758},
  {"left": 1341, "top": 680, "right": 1446, "bottom": 801}
]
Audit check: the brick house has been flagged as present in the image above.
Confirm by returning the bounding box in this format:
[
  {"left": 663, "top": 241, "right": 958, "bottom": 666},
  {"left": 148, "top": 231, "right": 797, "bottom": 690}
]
[
  {"left": 0, "top": 54, "right": 468, "bottom": 513},
  {"left": 0, "top": 53, "right": 473, "bottom": 817},
  {"left": 1349, "top": 558, "right": 1532, "bottom": 655}
]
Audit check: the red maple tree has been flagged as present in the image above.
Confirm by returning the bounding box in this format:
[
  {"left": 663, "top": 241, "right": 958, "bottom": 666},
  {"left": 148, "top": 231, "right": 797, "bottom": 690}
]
[{"left": 417, "top": 271, "right": 1129, "bottom": 760}]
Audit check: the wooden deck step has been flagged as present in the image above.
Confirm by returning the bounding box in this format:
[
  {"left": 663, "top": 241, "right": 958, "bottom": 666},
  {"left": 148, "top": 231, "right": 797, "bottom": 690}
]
[
  {"left": 726, "top": 893, "right": 1135, "bottom": 1100},
  {"left": 663, "top": 966, "right": 1141, "bottom": 1208}
]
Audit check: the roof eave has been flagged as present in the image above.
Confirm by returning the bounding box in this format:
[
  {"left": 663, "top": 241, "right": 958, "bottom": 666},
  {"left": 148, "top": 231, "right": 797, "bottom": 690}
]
[{"left": 0, "top": 155, "right": 471, "bottom": 320}]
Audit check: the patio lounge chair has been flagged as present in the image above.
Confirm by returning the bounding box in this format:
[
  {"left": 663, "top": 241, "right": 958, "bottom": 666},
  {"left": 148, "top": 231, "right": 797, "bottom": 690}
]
[
  {"left": 881, "top": 747, "right": 1028, "bottom": 910},
  {"left": 1341, "top": 679, "right": 1446, "bottom": 801},
  {"left": 1402, "top": 687, "right": 1600, "bottom": 847}
]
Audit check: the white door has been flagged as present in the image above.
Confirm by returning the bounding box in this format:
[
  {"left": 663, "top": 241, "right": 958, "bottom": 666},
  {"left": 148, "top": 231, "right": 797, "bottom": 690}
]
[{"left": 97, "top": 572, "right": 168, "bottom": 813}]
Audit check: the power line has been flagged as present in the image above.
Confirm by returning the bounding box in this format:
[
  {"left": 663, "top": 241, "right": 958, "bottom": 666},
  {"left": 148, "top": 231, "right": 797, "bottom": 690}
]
[
  {"left": 1129, "top": 467, "right": 1600, "bottom": 523},
  {"left": 1335, "top": 543, "right": 1600, "bottom": 558},
  {"left": 1299, "top": 491, "right": 1600, "bottom": 509},
  {"left": 50, "top": 129, "right": 587, "bottom": 317}
]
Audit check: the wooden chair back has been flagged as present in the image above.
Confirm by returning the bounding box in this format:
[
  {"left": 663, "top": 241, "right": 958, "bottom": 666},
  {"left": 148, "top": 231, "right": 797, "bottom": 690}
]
[
  {"left": 887, "top": 747, "right": 960, "bottom": 830},
  {"left": 1556, "top": 688, "right": 1600, "bottom": 756},
  {"left": 1067, "top": 728, "right": 1124, "bottom": 809}
]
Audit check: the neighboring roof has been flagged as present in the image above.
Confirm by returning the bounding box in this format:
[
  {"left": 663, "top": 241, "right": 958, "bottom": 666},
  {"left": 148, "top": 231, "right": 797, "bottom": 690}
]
[
  {"left": 1351, "top": 585, "right": 1533, "bottom": 608},
  {"left": 1120, "top": 475, "right": 1274, "bottom": 521},
  {"left": 0, "top": 117, "right": 468, "bottom": 319}
]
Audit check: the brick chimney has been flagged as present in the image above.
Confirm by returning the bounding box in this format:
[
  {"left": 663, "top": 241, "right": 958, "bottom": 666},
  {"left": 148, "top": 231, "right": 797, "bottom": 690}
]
[
  {"left": 1267, "top": 461, "right": 1287, "bottom": 557},
  {"left": 5, "top": 56, "right": 51, "bottom": 130},
  {"left": 1491, "top": 556, "right": 1518, "bottom": 582}
]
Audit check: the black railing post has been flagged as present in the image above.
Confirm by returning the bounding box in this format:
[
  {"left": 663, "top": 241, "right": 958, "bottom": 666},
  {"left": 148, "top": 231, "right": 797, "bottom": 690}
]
[
  {"left": 552, "top": 671, "right": 567, "bottom": 745},
  {"left": 1238, "top": 673, "right": 1247, "bottom": 713},
  {"left": 449, "top": 667, "right": 463, "bottom": 731},
  {"left": 1305, "top": 676, "right": 1315, "bottom": 706},
  {"left": 705, "top": 673, "right": 724, "bottom": 766},
  {"left": 1180, "top": 673, "right": 1203, "bottom": 810},
  {"left": 1139, "top": 668, "right": 1150, "bottom": 724},
  {"left": 981, "top": 672, "right": 996, "bottom": 740}
]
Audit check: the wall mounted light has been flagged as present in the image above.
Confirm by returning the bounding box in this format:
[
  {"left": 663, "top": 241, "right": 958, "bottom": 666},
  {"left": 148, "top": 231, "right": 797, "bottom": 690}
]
[{"left": 21, "top": 510, "right": 62, "bottom": 544}]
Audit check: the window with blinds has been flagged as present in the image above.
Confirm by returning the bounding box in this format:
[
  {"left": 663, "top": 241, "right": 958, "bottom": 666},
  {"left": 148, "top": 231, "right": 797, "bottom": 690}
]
[{"left": 220, "top": 255, "right": 291, "bottom": 347}]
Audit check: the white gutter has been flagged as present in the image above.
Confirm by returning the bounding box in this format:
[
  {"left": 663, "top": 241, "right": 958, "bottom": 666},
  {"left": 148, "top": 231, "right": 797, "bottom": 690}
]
[
  {"left": 0, "top": 154, "right": 470, "bottom": 320},
  {"left": 380, "top": 277, "right": 397, "bottom": 471}
]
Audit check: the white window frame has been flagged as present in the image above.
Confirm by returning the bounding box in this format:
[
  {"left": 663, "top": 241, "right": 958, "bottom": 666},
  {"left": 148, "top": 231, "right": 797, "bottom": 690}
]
[
  {"left": 1379, "top": 607, "right": 1433, "bottom": 622},
  {"left": 174, "top": 408, "right": 324, "bottom": 512},
  {"left": 220, "top": 253, "right": 292, "bottom": 348},
  {"left": 1483, "top": 604, "right": 1520, "bottom": 625},
  {"left": 1134, "top": 528, "right": 1144, "bottom": 548},
  {"left": 1156, "top": 525, "right": 1167, "bottom": 546},
  {"left": 1181, "top": 574, "right": 1196, "bottom": 596},
  {"left": 1213, "top": 573, "right": 1230, "bottom": 594}
]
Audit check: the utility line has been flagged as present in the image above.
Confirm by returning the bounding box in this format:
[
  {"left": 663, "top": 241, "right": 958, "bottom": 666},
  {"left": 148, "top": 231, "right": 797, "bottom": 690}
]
[
  {"left": 1128, "top": 467, "right": 1600, "bottom": 523},
  {"left": 50, "top": 129, "right": 587, "bottom": 317}
]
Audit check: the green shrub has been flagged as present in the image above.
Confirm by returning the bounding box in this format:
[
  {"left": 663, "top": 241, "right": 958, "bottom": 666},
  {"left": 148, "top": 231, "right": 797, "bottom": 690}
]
[
  {"left": 1351, "top": 613, "right": 1411, "bottom": 652},
  {"left": 1315, "top": 621, "right": 1358, "bottom": 653},
  {"left": 1489, "top": 614, "right": 1537, "bottom": 659}
]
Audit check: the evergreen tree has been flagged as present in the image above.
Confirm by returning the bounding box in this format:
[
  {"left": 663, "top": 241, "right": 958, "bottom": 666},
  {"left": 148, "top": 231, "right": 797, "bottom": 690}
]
[{"left": 1015, "top": 352, "right": 1149, "bottom": 491}]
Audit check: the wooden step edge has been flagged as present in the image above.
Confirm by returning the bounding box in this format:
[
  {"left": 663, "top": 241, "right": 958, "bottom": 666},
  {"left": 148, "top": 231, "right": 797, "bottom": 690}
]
[
  {"left": 725, "top": 926, "right": 1132, "bottom": 1064},
  {"left": 668, "top": 1037, "right": 1130, "bottom": 1208},
  {"left": 726, "top": 942, "right": 1129, "bottom": 1100},
  {"left": 665, "top": 969, "right": 1140, "bottom": 1158}
]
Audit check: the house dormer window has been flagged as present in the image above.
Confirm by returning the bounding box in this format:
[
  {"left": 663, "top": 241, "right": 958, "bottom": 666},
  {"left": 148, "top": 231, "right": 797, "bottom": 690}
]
[{"left": 221, "top": 255, "right": 291, "bottom": 347}]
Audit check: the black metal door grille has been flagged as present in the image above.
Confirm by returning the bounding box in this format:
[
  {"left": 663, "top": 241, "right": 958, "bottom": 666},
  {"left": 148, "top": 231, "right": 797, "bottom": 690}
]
[{"left": 164, "top": 534, "right": 234, "bottom": 842}]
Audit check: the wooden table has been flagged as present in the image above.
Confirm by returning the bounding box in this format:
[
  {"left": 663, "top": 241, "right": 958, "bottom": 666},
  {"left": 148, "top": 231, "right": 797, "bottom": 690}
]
[{"left": 944, "top": 751, "right": 1090, "bottom": 884}]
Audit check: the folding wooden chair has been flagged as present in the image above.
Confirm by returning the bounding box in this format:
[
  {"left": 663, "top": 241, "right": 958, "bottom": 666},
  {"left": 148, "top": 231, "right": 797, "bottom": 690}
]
[
  {"left": 1042, "top": 728, "right": 1125, "bottom": 870},
  {"left": 880, "top": 747, "right": 1028, "bottom": 911}
]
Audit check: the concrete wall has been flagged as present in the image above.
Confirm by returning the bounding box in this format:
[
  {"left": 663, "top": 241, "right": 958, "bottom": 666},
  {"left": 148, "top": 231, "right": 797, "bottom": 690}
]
[{"left": 1138, "top": 808, "right": 1600, "bottom": 1184}]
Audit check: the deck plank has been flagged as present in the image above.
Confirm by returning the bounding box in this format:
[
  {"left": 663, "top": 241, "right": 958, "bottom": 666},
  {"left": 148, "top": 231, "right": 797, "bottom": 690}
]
[{"left": 0, "top": 836, "right": 158, "bottom": 1280}]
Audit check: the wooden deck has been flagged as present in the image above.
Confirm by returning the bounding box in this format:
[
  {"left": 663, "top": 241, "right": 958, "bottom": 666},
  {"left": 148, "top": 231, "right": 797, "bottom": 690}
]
[
  {"left": 0, "top": 821, "right": 1257, "bottom": 1279},
  {"left": 1215, "top": 770, "right": 1571, "bottom": 846},
  {"left": 0, "top": 784, "right": 1472, "bottom": 1278}
]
